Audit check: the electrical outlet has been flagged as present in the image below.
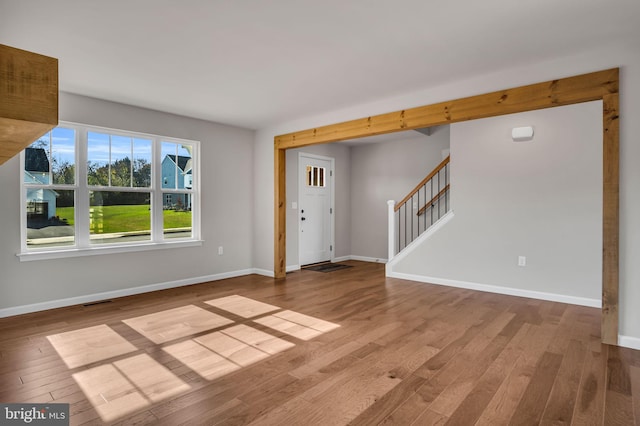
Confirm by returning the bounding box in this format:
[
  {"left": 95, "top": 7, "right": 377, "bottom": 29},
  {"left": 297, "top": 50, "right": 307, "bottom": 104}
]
[
  {"left": 518, "top": 256, "right": 526, "bottom": 267},
  {"left": 218, "top": 246, "right": 224, "bottom": 256}
]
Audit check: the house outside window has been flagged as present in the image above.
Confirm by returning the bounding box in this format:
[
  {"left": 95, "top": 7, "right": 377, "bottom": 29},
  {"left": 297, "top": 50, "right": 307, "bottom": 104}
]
[
  {"left": 25, "top": 148, "right": 57, "bottom": 220},
  {"left": 20, "top": 122, "right": 201, "bottom": 260}
]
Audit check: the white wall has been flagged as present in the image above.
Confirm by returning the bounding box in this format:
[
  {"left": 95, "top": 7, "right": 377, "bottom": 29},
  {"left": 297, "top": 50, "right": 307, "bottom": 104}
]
[
  {"left": 285, "top": 143, "right": 352, "bottom": 266},
  {"left": 350, "top": 128, "right": 450, "bottom": 260},
  {"left": 0, "top": 93, "right": 255, "bottom": 312},
  {"left": 253, "top": 41, "right": 640, "bottom": 346},
  {"left": 392, "top": 102, "right": 602, "bottom": 302}
]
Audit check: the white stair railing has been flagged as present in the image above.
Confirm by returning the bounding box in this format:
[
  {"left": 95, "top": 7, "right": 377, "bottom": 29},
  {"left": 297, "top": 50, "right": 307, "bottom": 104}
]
[{"left": 388, "top": 156, "right": 450, "bottom": 259}]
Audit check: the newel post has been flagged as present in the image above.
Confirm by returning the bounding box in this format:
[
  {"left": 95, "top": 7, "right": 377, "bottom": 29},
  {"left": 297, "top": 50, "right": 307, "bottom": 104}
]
[{"left": 387, "top": 200, "right": 396, "bottom": 261}]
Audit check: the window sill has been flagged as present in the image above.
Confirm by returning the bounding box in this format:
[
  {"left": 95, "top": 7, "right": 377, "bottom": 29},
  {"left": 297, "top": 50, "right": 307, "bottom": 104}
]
[{"left": 16, "top": 239, "right": 204, "bottom": 262}]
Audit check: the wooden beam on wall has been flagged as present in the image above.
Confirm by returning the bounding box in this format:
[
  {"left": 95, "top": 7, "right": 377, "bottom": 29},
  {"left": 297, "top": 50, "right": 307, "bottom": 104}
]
[
  {"left": 273, "top": 68, "right": 620, "bottom": 344},
  {"left": 274, "top": 147, "right": 286, "bottom": 278},
  {"left": 602, "top": 91, "right": 620, "bottom": 345}
]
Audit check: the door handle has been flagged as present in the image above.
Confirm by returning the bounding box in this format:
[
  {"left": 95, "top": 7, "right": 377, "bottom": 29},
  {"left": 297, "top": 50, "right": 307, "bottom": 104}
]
[{"left": 301, "top": 217, "right": 306, "bottom": 221}]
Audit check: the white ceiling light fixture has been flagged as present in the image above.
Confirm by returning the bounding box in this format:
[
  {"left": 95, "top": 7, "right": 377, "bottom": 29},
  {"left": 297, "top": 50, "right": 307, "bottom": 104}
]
[{"left": 512, "top": 126, "right": 534, "bottom": 142}]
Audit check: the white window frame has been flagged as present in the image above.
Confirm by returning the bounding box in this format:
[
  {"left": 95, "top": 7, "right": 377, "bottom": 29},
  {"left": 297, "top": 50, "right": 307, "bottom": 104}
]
[{"left": 18, "top": 121, "right": 202, "bottom": 261}]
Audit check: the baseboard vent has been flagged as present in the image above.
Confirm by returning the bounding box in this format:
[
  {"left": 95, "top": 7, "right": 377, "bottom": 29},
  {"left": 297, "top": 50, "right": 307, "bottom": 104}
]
[{"left": 82, "top": 300, "right": 113, "bottom": 307}]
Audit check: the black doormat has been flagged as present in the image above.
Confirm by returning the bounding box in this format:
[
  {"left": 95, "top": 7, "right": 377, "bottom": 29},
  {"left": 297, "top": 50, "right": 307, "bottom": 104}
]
[{"left": 303, "top": 263, "right": 353, "bottom": 273}]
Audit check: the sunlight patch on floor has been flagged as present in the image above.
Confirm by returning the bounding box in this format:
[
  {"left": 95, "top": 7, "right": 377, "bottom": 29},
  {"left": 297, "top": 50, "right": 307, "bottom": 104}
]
[
  {"left": 163, "top": 339, "right": 242, "bottom": 380},
  {"left": 122, "top": 304, "right": 233, "bottom": 344},
  {"left": 48, "top": 295, "right": 340, "bottom": 422},
  {"left": 46, "top": 324, "right": 137, "bottom": 368},
  {"left": 205, "top": 295, "right": 280, "bottom": 318},
  {"left": 255, "top": 310, "right": 341, "bottom": 340},
  {"left": 72, "top": 354, "right": 190, "bottom": 422},
  {"left": 197, "top": 329, "right": 272, "bottom": 366},
  {"left": 162, "top": 324, "right": 296, "bottom": 381},
  {"left": 254, "top": 315, "right": 323, "bottom": 340},
  {"left": 221, "top": 324, "right": 295, "bottom": 355},
  {"left": 274, "top": 310, "right": 341, "bottom": 332}
]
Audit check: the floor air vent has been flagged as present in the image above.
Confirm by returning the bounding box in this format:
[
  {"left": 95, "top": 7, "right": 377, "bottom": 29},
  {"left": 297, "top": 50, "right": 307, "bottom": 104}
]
[{"left": 82, "top": 300, "right": 113, "bottom": 307}]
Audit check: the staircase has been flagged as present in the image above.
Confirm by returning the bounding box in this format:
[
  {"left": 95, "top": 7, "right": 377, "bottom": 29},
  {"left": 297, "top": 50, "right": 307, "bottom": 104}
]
[{"left": 387, "top": 156, "right": 450, "bottom": 259}]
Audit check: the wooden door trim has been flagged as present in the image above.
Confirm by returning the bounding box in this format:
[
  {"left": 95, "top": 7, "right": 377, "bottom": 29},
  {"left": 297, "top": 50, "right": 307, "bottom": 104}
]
[{"left": 274, "top": 68, "right": 619, "bottom": 345}]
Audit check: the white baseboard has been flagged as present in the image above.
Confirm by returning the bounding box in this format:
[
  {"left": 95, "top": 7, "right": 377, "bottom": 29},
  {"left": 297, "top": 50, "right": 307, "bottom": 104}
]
[
  {"left": 386, "top": 271, "right": 602, "bottom": 308},
  {"left": 0, "top": 268, "right": 256, "bottom": 318},
  {"left": 349, "top": 255, "right": 387, "bottom": 263},
  {"left": 332, "top": 255, "right": 387, "bottom": 263},
  {"left": 252, "top": 265, "right": 300, "bottom": 277},
  {"left": 252, "top": 268, "right": 274, "bottom": 277},
  {"left": 618, "top": 335, "right": 640, "bottom": 350}
]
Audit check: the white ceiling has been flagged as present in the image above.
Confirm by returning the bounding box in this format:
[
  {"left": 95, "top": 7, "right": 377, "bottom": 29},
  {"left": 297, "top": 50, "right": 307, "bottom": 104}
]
[{"left": 1, "top": 0, "right": 638, "bottom": 130}]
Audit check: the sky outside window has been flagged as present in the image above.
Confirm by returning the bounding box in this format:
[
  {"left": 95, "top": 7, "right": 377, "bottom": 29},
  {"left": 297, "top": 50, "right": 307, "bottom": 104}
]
[{"left": 88, "top": 132, "right": 152, "bottom": 187}]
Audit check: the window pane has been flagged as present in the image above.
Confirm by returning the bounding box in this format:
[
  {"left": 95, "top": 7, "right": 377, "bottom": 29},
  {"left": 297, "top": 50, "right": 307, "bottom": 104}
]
[
  {"left": 51, "top": 127, "right": 76, "bottom": 185},
  {"left": 90, "top": 191, "right": 151, "bottom": 244},
  {"left": 110, "top": 135, "right": 132, "bottom": 187},
  {"left": 133, "top": 138, "right": 152, "bottom": 187},
  {"left": 163, "top": 193, "right": 192, "bottom": 239},
  {"left": 304, "top": 166, "right": 325, "bottom": 187},
  {"left": 161, "top": 142, "right": 178, "bottom": 189},
  {"left": 162, "top": 142, "right": 193, "bottom": 190},
  {"left": 24, "top": 133, "right": 51, "bottom": 184},
  {"left": 25, "top": 129, "right": 75, "bottom": 185},
  {"left": 88, "top": 132, "right": 110, "bottom": 186},
  {"left": 26, "top": 189, "right": 75, "bottom": 248}
]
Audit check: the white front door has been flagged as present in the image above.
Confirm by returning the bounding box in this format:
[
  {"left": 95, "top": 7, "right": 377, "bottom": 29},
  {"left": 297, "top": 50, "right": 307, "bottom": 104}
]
[{"left": 299, "top": 154, "right": 333, "bottom": 266}]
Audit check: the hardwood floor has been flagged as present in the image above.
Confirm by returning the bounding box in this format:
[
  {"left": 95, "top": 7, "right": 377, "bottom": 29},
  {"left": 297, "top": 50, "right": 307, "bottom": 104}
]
[{"left": 0, "top": 261, "right": 638, "bottom": 425}]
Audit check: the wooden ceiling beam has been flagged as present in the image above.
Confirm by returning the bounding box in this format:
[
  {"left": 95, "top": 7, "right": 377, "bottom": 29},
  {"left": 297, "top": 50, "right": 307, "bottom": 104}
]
[
  {"left": 275, "top": 68, "right": 618, "bottom": 149},
  {"left": 0, "top": 44, "right": 58, "bottom": 166}
]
